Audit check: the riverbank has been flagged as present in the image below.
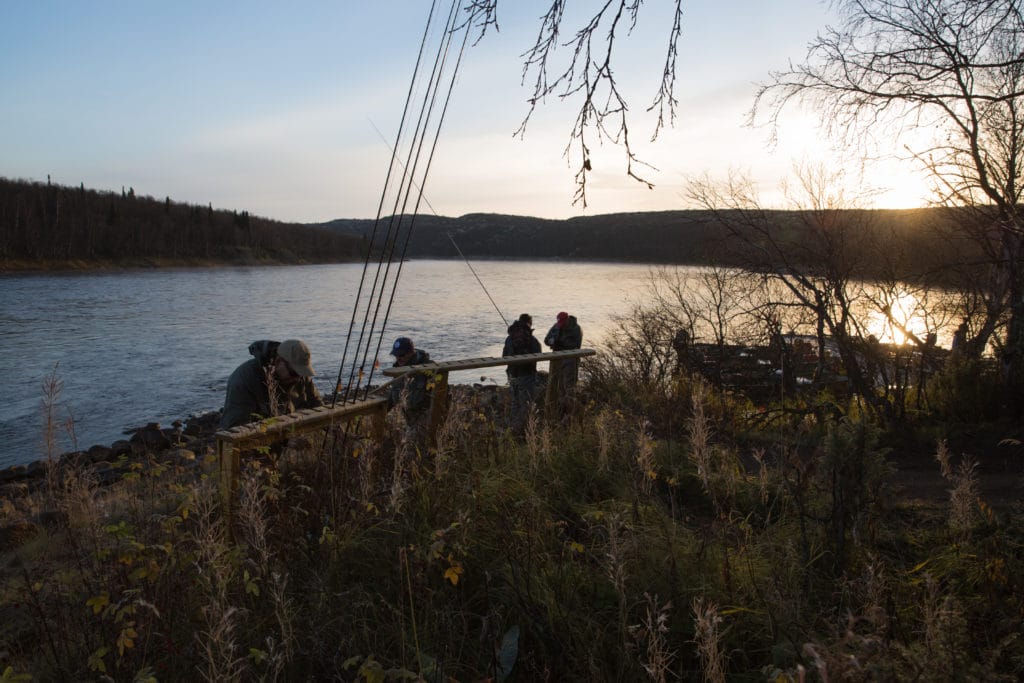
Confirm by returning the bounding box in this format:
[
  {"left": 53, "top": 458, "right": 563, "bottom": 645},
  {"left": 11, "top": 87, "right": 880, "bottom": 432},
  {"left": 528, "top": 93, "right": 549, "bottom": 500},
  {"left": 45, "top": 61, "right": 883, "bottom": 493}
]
[{"left": 0, "top": 256, "right": 362, "bottom": 273}]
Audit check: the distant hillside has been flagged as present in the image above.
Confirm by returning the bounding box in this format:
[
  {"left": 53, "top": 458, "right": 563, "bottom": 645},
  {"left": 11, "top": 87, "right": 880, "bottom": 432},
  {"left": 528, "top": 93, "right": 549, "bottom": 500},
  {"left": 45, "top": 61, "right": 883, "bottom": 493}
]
[
  {"left": 0, "top": 177, "right": 364, "bottom": 269},
  {"left": 2, "top": 175, "right": 965, "bottom": 278},
  {"left": 313, "top": 207, "right": 959, "bottom": 276},
  {"left": 316, "top": 211, "right": 722, "bottom": 263}
]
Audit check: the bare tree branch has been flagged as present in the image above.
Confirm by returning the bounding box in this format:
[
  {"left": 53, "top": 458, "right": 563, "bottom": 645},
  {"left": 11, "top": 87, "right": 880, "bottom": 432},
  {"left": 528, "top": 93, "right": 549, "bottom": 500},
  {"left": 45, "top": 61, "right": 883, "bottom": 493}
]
[{"left": 465, "top": 1, "right": 682, "bottom": 207}]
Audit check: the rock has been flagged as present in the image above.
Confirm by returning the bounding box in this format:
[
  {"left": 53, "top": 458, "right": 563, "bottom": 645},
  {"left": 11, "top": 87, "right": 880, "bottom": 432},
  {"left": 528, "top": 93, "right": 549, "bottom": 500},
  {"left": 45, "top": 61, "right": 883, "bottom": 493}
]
[
  {"left": 59, "top": 450, "right": 89, "bottom": 468},
  {"left": 110, "top": 440, "right": 132, "bottom": 457},
  {"left": 130, "top": 423, "right": 172, "bottom": 455},
  {"left": 0, "top": 466, "right": 28, "bottom": 485},
  {"left": 185, "top": 411, "right": 221, "bottom": 437},
  {"left": 86, "top": 444, "right": 112, "bottom": 463}
]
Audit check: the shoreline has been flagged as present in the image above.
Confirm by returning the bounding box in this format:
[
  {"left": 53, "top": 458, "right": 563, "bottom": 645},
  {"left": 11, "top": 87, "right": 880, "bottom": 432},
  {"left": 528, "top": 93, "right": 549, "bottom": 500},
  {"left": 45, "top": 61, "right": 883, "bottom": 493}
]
[
  {"left": 0, "top": 411, "right": 224, "bottom": 491},
  {"left": 0, "top": 256, "right": 365, "bottom": 274}
]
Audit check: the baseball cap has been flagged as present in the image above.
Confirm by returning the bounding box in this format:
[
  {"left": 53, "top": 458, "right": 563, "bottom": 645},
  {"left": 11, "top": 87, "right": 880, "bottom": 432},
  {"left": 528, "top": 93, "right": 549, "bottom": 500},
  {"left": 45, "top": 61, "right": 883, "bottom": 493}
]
[
  {"left": 391, "top": 337, "right": 414, "bottom": 356},
  {"left": 277, "top": 339, "right": 315, "bottom": 377}
]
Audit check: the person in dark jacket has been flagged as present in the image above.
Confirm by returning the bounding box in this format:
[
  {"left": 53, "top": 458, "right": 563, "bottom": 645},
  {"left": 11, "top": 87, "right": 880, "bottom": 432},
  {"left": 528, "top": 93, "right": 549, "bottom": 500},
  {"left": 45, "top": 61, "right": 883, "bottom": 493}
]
[
  {"left": 388, "top": 336, "right": 433, "bottom": 413},
  {"left": 219, "top": 339, "right": 323, "bottom": 429},
  {"left": 503, "top": 314, "right": 542, "bottom": 430},
  {"left": 543, "top": 311, "right": 583, "bottom": 391}
]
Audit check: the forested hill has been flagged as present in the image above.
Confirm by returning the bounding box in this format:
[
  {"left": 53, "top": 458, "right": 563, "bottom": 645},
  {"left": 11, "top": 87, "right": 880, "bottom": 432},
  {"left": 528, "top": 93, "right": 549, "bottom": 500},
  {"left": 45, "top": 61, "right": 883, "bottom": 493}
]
[
  {"left": 315, "top": 207, "right": 955, "bottom": 274},
  {"left": 316, "top": 212, "right": 712, "bottom": 263},
  {"left": 3, "top": 176, "right": 959, "bottom": 276},
  {"left": 0, "top": 177, "right": 364, "bottom": 268}
]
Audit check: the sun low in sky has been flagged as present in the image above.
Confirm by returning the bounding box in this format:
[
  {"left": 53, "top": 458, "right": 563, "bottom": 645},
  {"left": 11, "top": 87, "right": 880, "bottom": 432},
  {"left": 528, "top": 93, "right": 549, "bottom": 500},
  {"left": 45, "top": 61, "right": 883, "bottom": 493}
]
[{"left": 0, "top": 1, "right": 934, "bottom": 223}]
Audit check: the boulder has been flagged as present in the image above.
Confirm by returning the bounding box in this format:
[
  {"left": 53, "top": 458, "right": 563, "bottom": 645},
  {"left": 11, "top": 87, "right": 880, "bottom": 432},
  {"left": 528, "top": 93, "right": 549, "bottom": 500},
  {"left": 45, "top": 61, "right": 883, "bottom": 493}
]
[
  {"left": 110, "top": 440, "right": 132, "bottom": 457},
  {"left": 86, "top": 444, "right": 113, "bottom": 463},
  {"left": 130, "top": 423, "right": 172, "bottom": 455}
]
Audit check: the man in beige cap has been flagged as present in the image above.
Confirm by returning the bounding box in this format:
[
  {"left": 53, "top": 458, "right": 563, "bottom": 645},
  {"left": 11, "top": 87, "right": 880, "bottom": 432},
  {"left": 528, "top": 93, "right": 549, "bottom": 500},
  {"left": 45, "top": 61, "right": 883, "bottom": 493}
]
[{"left": 219, "top": 339, "right": 323, "bottom": 429}]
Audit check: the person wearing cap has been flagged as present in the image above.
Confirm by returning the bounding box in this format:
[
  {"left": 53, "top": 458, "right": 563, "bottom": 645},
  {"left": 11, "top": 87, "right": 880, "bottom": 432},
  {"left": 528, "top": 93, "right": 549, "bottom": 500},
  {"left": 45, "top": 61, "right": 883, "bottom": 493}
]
[
  {"left": 388, "top": 336, "right": 433, "bottom": 413},
  {"left": 219, "top": 339, "right": 323, "bottom": 429},
  {"left": 544, "top": 311, "right": 583, "bottom": 392}
]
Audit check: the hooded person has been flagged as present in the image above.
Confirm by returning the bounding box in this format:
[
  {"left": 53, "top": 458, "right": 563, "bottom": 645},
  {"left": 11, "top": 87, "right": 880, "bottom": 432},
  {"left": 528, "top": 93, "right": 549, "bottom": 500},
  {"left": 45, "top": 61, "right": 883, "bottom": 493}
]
[
  {"left": 502, "top": 314, "right": 542, "bottom": 430},
  {"left": 544, "top": 312, "right": 583, "bottom": 392},
  {"left": 219, "top": 339, "right": 323, "bottom": 429},
  {"left": 544, "top": 311, "right": 582, "bottom": 351},
  {"left": 388, "top": 336, "right": 433, "bottom": 413}
]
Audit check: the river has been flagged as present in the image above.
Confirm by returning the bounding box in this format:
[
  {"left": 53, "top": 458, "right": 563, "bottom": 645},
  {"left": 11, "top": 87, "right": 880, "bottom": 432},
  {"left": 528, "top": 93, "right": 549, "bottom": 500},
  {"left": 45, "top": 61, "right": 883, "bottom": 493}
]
[{"left": 1, "top": 260, "right": 672, "bottom": 467}]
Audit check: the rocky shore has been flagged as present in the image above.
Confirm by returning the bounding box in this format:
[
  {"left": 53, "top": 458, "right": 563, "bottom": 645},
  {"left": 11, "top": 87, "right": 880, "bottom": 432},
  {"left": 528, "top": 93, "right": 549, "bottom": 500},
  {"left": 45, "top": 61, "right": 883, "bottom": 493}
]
[{"left": 0, "top": 411, "right": 223, "bottom": 495}]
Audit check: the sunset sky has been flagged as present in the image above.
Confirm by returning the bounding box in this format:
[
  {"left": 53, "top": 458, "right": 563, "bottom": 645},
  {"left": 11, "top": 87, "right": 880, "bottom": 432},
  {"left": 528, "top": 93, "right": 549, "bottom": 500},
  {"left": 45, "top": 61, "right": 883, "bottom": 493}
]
[{"left": 0, "top": 1, "right": 934, "bottom": 222}]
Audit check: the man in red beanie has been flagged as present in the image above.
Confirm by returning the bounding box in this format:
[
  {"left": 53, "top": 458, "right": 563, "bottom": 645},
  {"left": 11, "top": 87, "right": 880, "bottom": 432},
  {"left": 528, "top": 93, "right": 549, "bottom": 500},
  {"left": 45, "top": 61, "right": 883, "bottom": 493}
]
[{"left": 544, "top": 312, "right": 583, "bottom": 392}]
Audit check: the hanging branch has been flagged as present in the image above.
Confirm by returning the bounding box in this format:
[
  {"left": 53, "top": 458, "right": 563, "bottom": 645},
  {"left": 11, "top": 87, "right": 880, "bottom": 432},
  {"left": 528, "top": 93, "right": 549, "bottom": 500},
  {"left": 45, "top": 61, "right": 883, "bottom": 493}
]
[{"left": 469, "top": 0, "right": 683, "bottom": 208}]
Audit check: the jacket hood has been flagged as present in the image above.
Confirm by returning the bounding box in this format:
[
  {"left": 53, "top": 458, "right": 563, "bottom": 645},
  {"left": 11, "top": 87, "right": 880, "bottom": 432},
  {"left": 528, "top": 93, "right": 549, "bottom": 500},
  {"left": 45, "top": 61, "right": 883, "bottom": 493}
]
[{"left": 248, "top": 340, "right": 281, "bottom": 367}]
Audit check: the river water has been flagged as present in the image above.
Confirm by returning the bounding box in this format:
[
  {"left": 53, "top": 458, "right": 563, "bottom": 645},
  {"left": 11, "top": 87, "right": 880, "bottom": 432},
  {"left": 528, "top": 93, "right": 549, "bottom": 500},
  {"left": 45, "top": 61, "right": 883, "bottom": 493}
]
[{"left": 1, "top": 260, "right": 671, "bottom": 467}]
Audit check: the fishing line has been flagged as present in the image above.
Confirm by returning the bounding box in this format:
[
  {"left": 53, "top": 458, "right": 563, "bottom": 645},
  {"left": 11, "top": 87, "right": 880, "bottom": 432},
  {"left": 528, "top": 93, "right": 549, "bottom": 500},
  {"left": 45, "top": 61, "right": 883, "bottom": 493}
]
[
  {"left": 367, "top": 117, "right": 509, "bottom": 329},
  {"left": 447, "top": 232, "right": 508, "bottom": 328}
]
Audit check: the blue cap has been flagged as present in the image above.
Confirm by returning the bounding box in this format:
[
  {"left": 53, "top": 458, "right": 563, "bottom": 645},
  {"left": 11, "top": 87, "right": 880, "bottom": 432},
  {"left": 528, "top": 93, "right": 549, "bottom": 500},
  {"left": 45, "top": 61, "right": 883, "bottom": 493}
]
[{"left": 391, "top": 337, "right": 414, "bottom": 356}]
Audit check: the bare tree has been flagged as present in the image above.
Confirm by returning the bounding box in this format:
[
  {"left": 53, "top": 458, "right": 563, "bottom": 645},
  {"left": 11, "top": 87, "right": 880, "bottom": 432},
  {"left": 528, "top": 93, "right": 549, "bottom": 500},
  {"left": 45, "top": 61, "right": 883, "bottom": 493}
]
[
  {"left": 688, "top": 164, "right": 903, "bottom": 422},
  {"left": 753, "top": 0, "right": 1024, "bottom": 414}
]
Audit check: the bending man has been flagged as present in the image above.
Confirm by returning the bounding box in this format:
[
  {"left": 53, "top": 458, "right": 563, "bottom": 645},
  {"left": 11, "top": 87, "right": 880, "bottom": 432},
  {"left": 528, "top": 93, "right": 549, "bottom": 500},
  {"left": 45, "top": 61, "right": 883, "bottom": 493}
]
[{"left": 219, "top": 339, "right": 323, "bottom": 429}]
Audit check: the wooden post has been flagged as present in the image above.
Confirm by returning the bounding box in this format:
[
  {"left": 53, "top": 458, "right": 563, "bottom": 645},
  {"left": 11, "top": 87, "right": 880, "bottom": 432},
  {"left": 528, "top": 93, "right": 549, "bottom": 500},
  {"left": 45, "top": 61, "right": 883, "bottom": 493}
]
[
  {"left": 427, "top": 370, "right": 450, "bottom": 446},
  {"left": 546, "top": 358, "right": 564, "bottom": 419},
  {"left": 371, "top": 402, "right": 387, "bottom": 442},
  {"left": 218, "top": 438, "right": 239, "bottom": 515}
]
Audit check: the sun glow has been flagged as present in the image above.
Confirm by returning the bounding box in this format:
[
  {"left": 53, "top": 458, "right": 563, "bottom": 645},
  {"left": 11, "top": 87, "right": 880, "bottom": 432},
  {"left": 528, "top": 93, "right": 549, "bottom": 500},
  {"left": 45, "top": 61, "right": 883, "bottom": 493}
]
[
  {"left": 866, "top": 291, "right": 929, "bottom": 345},
  {"left": 857, "top": 153, "right": 937, "bottom": 209}
]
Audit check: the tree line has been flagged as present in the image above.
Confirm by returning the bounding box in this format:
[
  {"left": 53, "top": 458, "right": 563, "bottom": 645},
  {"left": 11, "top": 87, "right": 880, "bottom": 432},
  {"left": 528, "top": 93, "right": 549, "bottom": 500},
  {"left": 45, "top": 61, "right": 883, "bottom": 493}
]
[{"left": 0, "top": 177, "right": 364, "bottom": 266}]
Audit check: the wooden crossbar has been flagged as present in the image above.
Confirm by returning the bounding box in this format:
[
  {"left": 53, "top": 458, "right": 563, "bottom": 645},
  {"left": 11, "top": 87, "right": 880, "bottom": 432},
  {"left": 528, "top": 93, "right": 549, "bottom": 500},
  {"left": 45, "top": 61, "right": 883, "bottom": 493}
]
[
  {"left": 380, "top": 348, "right": 597, "bottom": 376},
  {"left": 216, "top": 397, "right": 388, "bottom": 511},
  {"left": 382, "top": 347, "right": 597, "bottom": 427}
]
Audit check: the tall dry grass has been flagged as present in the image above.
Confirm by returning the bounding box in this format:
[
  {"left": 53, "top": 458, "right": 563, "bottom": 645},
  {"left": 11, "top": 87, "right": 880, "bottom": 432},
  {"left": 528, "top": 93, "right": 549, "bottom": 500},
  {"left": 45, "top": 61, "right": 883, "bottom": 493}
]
[{"left": 1, "top": 368, "right": 1022, "bottom": 680}]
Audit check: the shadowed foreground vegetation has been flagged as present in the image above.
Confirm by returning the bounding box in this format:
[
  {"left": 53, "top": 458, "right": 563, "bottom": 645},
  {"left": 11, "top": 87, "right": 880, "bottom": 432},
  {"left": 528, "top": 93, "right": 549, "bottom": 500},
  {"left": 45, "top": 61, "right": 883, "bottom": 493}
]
[{"left": 1, "top": 352, "right": 1021, "bottom": 681}]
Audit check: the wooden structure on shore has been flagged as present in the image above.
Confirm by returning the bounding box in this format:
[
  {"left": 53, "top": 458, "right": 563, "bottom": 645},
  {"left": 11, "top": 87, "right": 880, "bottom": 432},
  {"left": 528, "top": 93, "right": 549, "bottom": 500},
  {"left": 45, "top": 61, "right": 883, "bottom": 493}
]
[
  {"left": 215, "top": 348, "right": 596, "bottom": 511},
  {"left": 680, "top": 335, "right": 952, "bottom": 402}
]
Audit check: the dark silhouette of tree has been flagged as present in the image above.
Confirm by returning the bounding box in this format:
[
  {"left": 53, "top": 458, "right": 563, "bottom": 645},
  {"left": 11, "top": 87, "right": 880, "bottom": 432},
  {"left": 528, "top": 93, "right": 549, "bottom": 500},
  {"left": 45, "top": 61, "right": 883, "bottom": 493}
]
[
  {"left": 754, "top": 0, "right": 1024, "bottom": 415},
  {"left": 0, "top": 178, "right": 364, "bottom": 265}
]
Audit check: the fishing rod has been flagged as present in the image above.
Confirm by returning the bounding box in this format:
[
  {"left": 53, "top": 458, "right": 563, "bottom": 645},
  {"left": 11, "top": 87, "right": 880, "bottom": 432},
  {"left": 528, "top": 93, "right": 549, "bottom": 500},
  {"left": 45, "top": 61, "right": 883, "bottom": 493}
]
[{"left": 367, "top": 117, "right": 509, "bottom": 329}]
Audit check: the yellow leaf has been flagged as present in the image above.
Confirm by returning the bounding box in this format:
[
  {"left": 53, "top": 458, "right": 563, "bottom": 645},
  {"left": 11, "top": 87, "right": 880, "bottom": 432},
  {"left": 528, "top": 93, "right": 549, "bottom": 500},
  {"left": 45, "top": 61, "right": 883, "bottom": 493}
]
[
  {"left": 86, "top": 592, "right": 110, "bottom": 615},
  {"left": 117, "top": 626, "right": 137, "bottom": 656},
  {"left": 88, "top": 646, "right": 109, "bottom": 672},
  {"left": 569, "top": 541, "right": 585, "bottom": 554},
  {"left": 444, "top": 567, "right": 462, "bottom": 585}
]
